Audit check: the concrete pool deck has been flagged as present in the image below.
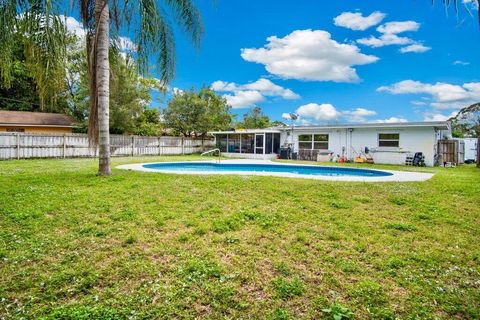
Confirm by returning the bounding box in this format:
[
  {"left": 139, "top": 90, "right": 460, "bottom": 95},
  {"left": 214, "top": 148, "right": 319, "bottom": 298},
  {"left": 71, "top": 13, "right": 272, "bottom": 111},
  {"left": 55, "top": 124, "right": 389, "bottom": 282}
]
[{"left": 117, "top": 159, "right": 434, "bottom": 182}]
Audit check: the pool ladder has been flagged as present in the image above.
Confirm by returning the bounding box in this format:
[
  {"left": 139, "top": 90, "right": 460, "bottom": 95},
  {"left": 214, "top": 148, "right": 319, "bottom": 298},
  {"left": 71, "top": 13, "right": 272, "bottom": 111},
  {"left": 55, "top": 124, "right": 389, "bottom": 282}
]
[{"left": 201, "top": 148, "right": 221, "bottom": 163}]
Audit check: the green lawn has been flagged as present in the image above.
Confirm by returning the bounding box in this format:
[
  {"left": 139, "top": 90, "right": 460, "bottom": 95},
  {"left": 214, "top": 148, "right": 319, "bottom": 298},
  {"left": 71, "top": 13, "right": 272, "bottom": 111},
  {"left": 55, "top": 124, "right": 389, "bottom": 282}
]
[{"left": 1, "top": 156, "right": 479, "bottom": 319}]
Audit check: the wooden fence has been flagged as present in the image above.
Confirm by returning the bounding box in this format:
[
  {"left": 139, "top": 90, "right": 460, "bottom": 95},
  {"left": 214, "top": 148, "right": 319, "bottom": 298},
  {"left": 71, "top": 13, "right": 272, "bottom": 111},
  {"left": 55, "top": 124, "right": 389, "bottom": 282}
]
[
  {"left": 437, "top": 139, "right": 464, "bottom": 165},
  {"left": 0, "top": 132, "right": 214, "bottom": 160}
]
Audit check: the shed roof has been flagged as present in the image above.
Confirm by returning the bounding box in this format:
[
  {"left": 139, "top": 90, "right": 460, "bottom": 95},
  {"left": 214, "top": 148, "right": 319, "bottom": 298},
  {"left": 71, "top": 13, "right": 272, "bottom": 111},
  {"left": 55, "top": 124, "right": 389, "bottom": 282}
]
[{"left": 0, "top": 111, "right": 76, "bottom": 127}]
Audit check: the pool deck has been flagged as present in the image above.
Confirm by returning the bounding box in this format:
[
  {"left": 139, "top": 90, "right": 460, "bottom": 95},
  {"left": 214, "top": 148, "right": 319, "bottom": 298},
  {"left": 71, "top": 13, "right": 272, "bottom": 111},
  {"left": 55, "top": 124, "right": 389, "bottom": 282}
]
[{"left": 117, "top": 159, "right": 434, "bottom": 182}]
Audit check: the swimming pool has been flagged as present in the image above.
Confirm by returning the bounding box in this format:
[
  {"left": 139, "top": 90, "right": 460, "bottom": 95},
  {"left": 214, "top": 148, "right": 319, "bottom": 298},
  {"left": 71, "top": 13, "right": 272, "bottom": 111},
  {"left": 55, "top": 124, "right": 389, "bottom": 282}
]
[
  {"left": 141, "top": 161, "right": 393, "bottom": 178},
  {"left": 117, "top": 160, "right": 434, "bottom": 182}
]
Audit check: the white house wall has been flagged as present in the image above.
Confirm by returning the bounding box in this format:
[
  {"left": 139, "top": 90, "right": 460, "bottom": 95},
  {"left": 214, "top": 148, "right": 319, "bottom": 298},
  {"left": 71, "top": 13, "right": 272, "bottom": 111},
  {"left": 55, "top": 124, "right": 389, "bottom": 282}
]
[{"left": 281, "top": 126, "right": 440, "bottom": 166}]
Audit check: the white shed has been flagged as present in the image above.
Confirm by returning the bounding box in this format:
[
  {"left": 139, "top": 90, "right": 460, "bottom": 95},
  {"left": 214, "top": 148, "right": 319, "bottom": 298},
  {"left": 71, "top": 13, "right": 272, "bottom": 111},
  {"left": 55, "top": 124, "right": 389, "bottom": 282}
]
[{"left": 455, "top": 138, "right": 478, "bottom": 162}]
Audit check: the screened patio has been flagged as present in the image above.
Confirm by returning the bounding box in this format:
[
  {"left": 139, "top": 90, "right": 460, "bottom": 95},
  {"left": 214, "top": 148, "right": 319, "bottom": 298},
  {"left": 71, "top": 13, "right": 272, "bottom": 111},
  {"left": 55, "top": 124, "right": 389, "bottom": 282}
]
[{"left": 210, "top": 130, "right": 281, "bottom": 155}]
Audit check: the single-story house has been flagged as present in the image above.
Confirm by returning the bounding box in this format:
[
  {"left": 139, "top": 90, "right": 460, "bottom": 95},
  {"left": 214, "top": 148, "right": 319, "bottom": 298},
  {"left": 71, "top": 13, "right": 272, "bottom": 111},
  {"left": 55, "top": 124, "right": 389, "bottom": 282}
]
[
  {"left": 0, "top": 110, "right": 76, "bottom": 134},
  {"left": 210, "top": 121, "right": 451, "bottom": 166}
]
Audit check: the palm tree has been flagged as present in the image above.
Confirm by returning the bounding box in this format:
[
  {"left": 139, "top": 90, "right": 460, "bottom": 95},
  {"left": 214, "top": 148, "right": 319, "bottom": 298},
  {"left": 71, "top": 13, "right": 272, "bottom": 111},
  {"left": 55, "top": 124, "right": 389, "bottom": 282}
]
[
  {"left": 439, "top": 0, "right": 480, "bottom": 23},
  {"left": 79, "top": 0, "right": 203, "bottom": 175},
  {"left": 0, "top": 0, "right": 203, "bottom": 175}
]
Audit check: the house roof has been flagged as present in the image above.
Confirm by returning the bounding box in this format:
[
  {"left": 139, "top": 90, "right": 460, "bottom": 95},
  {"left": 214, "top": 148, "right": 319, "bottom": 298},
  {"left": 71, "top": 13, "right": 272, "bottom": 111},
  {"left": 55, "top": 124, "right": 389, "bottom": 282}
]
[
  {"left": 209, "top": 128, "right": 282, "bottom": 134},
  {"left": 209, "top": 121, "right": 450, "bottom": 135},
  {"left": 0, "top": 111, "right": 76, "bottom": 127},
  {"left": 271, "top": 121, "right": 450, "bottom": 131}
]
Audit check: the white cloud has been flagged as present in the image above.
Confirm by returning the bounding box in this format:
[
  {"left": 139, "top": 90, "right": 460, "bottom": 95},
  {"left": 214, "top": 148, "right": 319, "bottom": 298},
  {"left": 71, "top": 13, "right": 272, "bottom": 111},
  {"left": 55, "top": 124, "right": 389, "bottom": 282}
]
[
  {"left": 374, "top": 117, "right": 408, "bottom": 123},
  {"left": 211, "top": 81, "right": 238, "bottom": 92},
  {"left": 377, "top": 80, "right": 480, "bottom": 109},
  {"left": 223, "top": 90, "right": 265, "bottom": 109},
  {"left": 61, "top": 15, "right": 135, "bottom": 53},
  {"left": 343, "top": 108, "right": 377, "bottom": 122},
  {"left": 282, "top": 113, "right": 293, "bottom": 120},
  {"left": 400, "top": 44, "right": 431, "bottom": 53},
  {"left": 357, "top": 33, "right": 413, "bottom": 47},
  {"left": 60, "top": 15, "right": 86, "bottom": 37},
  {"left": 423, "top": 111, "right": 458, "bottom": 121},
  {"left": 411, "top": 100, "right": 428, "bottom": 106},
  {"left": 453, "top": 60, "right": 470, "bottom": 66},
  {"left": 213, "top": 78, "right": 299, "bottom": 100},
  {"left": 241, "top": 29, "right": 379, "bottom": 82},
  {"left": 172, "top": 87, "right": 184, "bottom": 95},
  {"left": 295, "top": 104, "right": 377, "bottom": 123},
  {"left": 357, "top": 20, "right": 429, "bottom": 52},
  {"left": 376, "top": 21, "right": 420, "bottom": 34},
  {"left": 212, "top": 78, "right": 300, "bottom": 109},
  {"left": 296, "top": 103, "right": 342, "bottom": 121},
  {"left": 244, "top": 78, "right": 300, "bottom": 99},
  {"left": 116, "top": 36, "right": 136, "bottom": 52},
  {"left": 333, "top": 11, "right": 386, "bottom": 31}
]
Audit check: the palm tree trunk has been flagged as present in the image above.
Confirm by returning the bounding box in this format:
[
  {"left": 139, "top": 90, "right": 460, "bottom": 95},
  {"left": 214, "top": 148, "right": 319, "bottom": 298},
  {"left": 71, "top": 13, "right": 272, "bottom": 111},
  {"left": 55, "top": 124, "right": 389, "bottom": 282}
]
[{"left": 95, "top": 0, "right": 111, "bottom": 175}]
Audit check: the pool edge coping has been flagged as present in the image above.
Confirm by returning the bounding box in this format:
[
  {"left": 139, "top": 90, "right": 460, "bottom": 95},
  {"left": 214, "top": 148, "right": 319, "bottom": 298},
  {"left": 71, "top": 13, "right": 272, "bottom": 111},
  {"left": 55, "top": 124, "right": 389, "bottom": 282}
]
[{"left": 116, "top": 159, "right": 434, "bottom": 182}]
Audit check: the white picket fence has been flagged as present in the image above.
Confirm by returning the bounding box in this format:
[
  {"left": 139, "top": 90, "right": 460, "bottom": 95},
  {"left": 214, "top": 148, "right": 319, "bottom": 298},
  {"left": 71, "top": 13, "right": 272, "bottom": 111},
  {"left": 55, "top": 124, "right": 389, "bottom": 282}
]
[{"left": 0, "top": 132, "right": 214, "bottom": 160}]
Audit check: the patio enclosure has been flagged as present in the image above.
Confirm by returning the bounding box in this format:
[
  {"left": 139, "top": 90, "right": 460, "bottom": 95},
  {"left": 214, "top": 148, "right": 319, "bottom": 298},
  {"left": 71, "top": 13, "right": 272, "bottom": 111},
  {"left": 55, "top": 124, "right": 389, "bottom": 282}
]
[{"left": 215, "top": 133, "right": 281, "bottom": 155}]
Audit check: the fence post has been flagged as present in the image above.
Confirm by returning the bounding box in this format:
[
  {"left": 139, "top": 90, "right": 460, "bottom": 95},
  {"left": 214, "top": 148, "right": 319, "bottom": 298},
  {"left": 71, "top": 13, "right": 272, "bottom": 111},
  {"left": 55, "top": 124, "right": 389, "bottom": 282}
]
[
  {"left": 131, "top": 135, "right": 135, "bottom": 156},
  {"left": 158, "top": 136, "right": 161, "bottom": 155},
  {"left": 182, "top": 137, "right": 185, "bottom": 155},
  {"left": 63, "top": 134, "right": 66, "bottom": 159},
  {"left": 16, "top": 133, "right": 20, "bottom": 160}
]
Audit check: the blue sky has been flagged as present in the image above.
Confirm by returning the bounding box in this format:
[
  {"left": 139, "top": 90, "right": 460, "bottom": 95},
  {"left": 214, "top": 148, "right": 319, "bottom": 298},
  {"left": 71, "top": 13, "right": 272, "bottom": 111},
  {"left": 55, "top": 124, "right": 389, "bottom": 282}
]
[{"left": 66, "top": 0, "right": 480, "bottom": 124}]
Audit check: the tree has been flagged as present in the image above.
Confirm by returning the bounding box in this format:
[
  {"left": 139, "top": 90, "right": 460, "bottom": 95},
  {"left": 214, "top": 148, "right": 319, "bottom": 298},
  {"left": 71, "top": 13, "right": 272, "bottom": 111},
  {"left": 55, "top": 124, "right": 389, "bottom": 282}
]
[
  {"left": 1, "top": 0, "right": 203, "bottom": 175},
  {"left": 163, "top": 87, "right": 232, "bottom": 137},
  {"left": 453, "top": 103, "right": 480, "bottom": 167},
  {"left": 135, "top": 108, "right": 163, "bottom": 136},
  {"left": 80, "top": 0, "right": 203, "bottom": 175},
  {"left": 0, "top": 32, "right": 42, "bottom": 111},
  {"left": 64, "top": 39, "right": 164, "bottom": 135},
  {"left": 0, "top": 11, "right": 70, "bottom": 113},
  {"left": 238, "top": 107, "right": 271, "bottom": 129}
]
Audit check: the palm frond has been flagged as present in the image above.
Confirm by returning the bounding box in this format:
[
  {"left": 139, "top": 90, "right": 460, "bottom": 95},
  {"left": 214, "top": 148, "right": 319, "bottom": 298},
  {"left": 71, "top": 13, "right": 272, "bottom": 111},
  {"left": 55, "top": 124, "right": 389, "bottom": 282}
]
[
  {"left": 164, "top": 0, "right": 204, "bottom": 48},
  {"left": 120, "top": 0, "right": 203, "bottom": 84},
  {"left": 434, "top": 0, "right": 480, "bottom": 24},
  {"left": 0, "top": 0, "right": 18, "bottom": 87},
  {"left": 0, "top": 0, "right": 68, "bottom": 110}
]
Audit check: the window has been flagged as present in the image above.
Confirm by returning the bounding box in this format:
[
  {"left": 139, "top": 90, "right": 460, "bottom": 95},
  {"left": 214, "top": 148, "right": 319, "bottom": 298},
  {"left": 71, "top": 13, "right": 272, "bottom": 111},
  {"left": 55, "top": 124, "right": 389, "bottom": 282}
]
[
  {"left": 314, "top": 134, "right": 328, "bottom": 150},
  {"left": 378, "top": 133, "right": 400, "bottom": 147},
  {"left": 299, "top": 134, "right": 313, "bottom": 150},
  {"left": 299, "top": 134, "right": 329, "bottom": 150}
]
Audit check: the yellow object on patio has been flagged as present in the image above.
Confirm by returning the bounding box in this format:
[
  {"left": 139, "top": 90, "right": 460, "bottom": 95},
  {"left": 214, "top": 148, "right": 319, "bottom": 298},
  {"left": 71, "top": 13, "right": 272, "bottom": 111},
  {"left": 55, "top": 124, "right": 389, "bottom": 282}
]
[{"left": 354, "top": 156, "right": 366, "bottom": 163}]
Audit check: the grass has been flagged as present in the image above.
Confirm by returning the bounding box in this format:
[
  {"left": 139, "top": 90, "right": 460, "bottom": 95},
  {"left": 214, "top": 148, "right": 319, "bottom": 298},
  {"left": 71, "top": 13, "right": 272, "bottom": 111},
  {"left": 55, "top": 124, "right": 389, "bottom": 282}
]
[{"left": 0, "top": 155, "right": 479, "bottom": 319}]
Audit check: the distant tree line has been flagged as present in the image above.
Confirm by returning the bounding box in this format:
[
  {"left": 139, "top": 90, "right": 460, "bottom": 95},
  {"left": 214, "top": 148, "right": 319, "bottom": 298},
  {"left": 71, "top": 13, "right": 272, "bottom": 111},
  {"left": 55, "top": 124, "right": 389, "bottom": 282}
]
[
  {"left": 0, "top": 30, "right": 284, "bottom": 137},
  {"left": 0, "top": 32, "right": 164, "bottom": 136}
]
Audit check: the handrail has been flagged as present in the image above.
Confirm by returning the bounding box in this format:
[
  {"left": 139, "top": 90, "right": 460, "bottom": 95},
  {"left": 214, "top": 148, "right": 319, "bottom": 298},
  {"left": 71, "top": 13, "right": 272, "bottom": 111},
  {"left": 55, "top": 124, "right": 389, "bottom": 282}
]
[{"left": 201, "top": 148, "right": 221, "bottom": 163}]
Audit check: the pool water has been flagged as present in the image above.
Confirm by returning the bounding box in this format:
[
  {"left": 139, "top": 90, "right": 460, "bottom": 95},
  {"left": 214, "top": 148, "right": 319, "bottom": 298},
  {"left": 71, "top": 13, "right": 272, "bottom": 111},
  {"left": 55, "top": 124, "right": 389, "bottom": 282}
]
[{"left": 142, "top": 162, "right": 393, "bottom": 178}]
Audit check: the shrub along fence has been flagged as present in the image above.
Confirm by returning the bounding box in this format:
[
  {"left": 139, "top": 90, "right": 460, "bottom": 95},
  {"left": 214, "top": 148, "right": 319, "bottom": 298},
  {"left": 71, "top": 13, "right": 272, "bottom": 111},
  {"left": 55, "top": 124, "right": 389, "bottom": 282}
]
[{"left": 0, "top": 132, "right": 214, "bottom": 160}]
